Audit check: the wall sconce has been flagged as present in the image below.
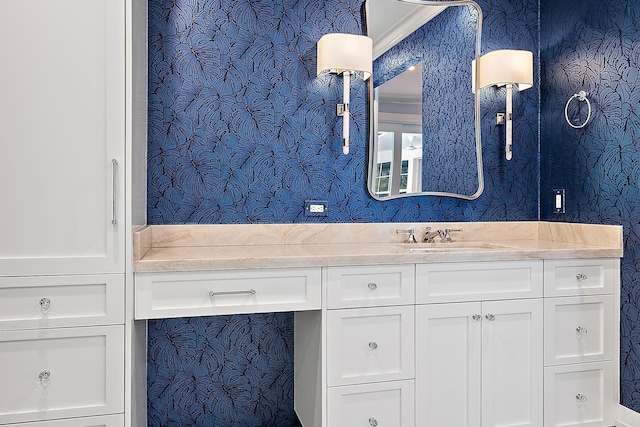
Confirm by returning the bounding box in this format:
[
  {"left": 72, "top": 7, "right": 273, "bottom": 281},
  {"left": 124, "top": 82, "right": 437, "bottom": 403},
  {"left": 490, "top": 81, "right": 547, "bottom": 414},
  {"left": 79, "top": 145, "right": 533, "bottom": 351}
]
[
  {"left": 317, "top": 33, "right": 372, "bottom": 155},
  {"left": 472, "top": 49, "right": 533, "bottom": 160}
]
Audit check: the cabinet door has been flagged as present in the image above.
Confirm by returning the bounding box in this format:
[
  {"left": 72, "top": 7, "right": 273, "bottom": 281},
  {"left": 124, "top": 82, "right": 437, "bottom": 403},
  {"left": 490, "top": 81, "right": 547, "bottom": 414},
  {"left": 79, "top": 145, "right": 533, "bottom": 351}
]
[
  {"left": 415, "top": 302, "right": 482, "bottom": 427},
  {"left": 482, "top": 299, "right": 543, "bottom": 427},
  {"left": 0, "top": 0, "right": 125, "bottom": 276}
]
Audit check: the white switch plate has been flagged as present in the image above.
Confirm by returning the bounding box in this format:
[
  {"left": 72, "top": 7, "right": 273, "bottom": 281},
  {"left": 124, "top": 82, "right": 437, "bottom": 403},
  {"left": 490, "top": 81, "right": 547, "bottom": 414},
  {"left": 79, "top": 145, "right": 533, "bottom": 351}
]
[{"left": 553, "top": 189, "right": 565, "bottom": 213}]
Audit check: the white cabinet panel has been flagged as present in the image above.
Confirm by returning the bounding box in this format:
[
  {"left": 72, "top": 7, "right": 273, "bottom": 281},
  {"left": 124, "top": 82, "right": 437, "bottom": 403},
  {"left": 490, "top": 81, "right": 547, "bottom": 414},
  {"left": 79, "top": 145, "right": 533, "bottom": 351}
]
[
  {"left": 544, "top": 259, "right": 616, "bottom": 297},
  {"left": 0, "top": 0, "right": 125, "bottom": 276},
  {"left": 327, "top": 306, "right": 414, "bottom": 386},
  {"left": 135, "top": 268, "right": 321, "bottom": 319},
  {"left": 416, "top": 260, "right": 543, "bottom": 303},
  {"left": 544, "top": 362, "right": 616, "bottom": 427},
  {"left": 481, "top": 299, "right": 543, "bottom": 427},
  {"left": 327, "top": 380, "right": 414, "bottom": 427},
  {"left": 544, "top": 295, "right": 614, "bottom": 365},
  {"left": 0, "top": 326, "right": 124, "bottom": 424},
  {"left": 2, "top": 414, "right": 124, "bottom": 427},
  {"left": 0, "top": 275, "right": 124, "bottom": 330},
  {"left": 327, "top": 264, "right": 414, "bottom": 309},
  {"left": 416, "top": 303, "right": 482, "bottom": 427}
]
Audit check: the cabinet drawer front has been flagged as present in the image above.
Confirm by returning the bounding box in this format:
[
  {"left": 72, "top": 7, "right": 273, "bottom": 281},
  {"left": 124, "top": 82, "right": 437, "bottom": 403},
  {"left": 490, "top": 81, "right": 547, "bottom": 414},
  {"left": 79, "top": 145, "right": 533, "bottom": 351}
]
[
  {"left": 135, "top": 268, "right": 321, "bottom": 319},
  {"left": 2, "top": 414, "right": 124, "bottom": 427},
  {"left": 416, "top": 261, "right": 543, "bottom": 303},
  {"left": 0, "top": 275, "right": 124, "bottom": 330},
  {"left": 0, "top": 326, "right": 124, "bottom": 424},
  {"left": 544, "top": 362, "right": 616, "bottom": 427},
  {"left": 544, "top": 295, "right": 614, "bottom": 365},
  {"left": 327, "top": 380, "right": 414, "bottom": 427},
  {"left": 327, "top": 306, "right": 414, "bottom": 386},
  {"left": 327, "top": 264, "right": 414, "bottom": 309},
  {"left": 544, "top": 259, "right": 617, "bottom": 296}
]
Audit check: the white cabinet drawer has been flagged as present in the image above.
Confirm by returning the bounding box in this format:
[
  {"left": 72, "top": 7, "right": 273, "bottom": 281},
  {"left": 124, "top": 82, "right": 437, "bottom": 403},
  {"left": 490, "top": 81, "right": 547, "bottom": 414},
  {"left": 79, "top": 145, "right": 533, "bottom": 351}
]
[
  {"left": 0, "top": 325, "right": 124, "bottom": 424},
  {"left": 327, "top": 264, "right": 414, "bottom": 309},
  {"left": 544, "top": 259, "right": 617, "bottom": 296},
  {"left": 327, "top": 306, "right": 414, "bottom": 386},
  {"left": 416, "top": 260, "right": 543, "bottom": 303},
  {"left": 327, "top": 380, "right": 414, "bottom": 427},
  {"left": 0, "top": 275, "right": 124, "bottom": 330},
  {"left": 2, "top": 414, "right": 124, "bottom": 427},
  {"left": 544, "top": 295, "right": 614, "bottom": 365},
  {"left": 135, "top": 267, "right": 321, "bottom": 319},
  {"left": 544, "top": 362, "right": 616, "bottom": 427}
]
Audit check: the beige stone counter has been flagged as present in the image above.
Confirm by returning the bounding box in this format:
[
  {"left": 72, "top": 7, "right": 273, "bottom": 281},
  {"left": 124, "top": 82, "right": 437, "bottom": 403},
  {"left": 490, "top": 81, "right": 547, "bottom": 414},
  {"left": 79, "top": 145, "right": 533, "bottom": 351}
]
[{"left": 133, "top": 222, "right": 623, "bottom": 272}]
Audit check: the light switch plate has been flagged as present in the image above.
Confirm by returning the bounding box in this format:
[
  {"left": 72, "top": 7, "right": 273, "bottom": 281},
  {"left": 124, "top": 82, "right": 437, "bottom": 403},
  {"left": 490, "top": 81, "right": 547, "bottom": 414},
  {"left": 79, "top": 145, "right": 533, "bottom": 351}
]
[{"left": 553, "top": 189, "right": 565, "bottom": 214}]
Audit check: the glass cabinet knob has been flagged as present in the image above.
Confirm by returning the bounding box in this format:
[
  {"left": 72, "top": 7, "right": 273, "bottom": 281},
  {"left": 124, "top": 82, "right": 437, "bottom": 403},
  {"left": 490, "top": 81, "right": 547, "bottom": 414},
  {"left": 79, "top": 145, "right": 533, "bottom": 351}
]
[
  {"left": 368, "top": 283, "right": 378, "bottom": 291},
  {"left": 576, "top": 273, "right": 588, "bottom": 284},
  {"left": 39, "top": 370, "right": 51, "bottom": 382},
  {"left": 576, "top": 393, "right": 587, "bottom": 403},
  {"left": 39, "top": 297, "right": 51, "bottom": 310},
  {"left": 472, "top": 314, "right": 482, "bottom": 322},
  {"left": 369, "top": 417, "right": 378, "bottom": 427},
  {"left": 369, "top": 341, "right": 378, "bottom": 351},
  {"left": 485, "top": 313, "right": 496, "bottom": 321},
  {"left": 576, "top": 326, "right": 588, "bottom": 335}
]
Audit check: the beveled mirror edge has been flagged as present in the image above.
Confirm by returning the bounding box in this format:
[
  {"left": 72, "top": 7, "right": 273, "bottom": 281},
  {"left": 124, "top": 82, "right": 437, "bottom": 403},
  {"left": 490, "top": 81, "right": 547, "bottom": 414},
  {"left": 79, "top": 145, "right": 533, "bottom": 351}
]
[{"left": 365, "top": 0, "right": 485, "bottom": 201}]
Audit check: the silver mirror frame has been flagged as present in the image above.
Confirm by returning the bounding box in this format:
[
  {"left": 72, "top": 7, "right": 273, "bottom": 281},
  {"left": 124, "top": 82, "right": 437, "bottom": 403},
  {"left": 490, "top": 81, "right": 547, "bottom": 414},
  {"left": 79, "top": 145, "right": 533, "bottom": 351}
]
[{"left": 366, "top": 0, "right": 485, "bottom": 200}]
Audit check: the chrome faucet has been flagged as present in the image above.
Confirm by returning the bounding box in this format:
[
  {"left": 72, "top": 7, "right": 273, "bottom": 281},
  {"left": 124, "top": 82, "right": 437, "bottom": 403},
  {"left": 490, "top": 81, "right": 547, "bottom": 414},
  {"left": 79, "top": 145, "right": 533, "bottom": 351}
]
[
  {"left": 396, "top": 228, "right": 417, "bottom": 243},
  {"left": 423, "top": 227, "right": 440, "bottom": 243},
  {"left": 438, "top": 228, "right": 463, "bottom": 243}
]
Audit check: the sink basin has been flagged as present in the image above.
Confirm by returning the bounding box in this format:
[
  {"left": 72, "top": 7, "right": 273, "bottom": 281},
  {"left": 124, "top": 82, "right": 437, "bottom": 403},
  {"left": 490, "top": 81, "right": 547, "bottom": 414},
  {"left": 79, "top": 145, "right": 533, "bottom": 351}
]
[{"left": 399, "top": 242, "right": 512, "bottom": 252}]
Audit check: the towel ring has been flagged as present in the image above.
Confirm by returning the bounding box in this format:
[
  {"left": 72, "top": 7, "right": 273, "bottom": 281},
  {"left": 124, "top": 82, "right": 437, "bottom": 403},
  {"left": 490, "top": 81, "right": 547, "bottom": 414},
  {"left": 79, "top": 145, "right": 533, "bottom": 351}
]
[{"left": 565, "top": 90, "right": 591, "bottom": 129}]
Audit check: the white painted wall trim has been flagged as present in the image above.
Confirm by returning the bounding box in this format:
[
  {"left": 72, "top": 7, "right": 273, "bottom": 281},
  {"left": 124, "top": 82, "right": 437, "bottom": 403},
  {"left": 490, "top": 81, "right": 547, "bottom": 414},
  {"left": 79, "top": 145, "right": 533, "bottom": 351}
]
[{"left": 617, "top": 404, "right": 640, "bottom": 427}]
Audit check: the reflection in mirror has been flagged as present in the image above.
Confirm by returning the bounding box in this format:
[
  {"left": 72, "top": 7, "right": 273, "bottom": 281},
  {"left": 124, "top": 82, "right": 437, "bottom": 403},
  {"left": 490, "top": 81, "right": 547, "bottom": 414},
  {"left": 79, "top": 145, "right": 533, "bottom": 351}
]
[{"left": 366, "top": 0, "right": 484, "bottom": 200}]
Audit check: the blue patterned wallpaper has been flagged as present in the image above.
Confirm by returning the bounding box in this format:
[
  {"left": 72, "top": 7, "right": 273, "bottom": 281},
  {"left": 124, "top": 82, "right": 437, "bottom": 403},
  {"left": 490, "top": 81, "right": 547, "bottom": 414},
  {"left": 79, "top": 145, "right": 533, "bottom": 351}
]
[
  {"left": 540, "top": 0, "right": 640, "bottom": 411},
  {"left": 147, "top": 0, "right": 539, "bottom": 425}
]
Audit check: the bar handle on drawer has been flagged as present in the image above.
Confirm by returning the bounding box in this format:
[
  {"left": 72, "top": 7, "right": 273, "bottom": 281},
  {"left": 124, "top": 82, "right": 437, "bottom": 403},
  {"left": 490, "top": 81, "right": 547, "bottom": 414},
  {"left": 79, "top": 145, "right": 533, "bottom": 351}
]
[
  {"left": 111, "top": 159, "right": 118, "bottom": 225},
  {"left": 209, "top": 289, "right": 256, "bottom": 297},
  {"left": 369, "top": 417, "right": 378, "bottom": 427}
]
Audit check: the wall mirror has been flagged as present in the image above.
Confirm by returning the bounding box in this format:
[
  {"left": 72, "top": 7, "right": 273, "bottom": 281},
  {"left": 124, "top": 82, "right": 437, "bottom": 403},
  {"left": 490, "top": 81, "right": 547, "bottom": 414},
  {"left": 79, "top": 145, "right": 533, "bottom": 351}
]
[{"left": 365, "top": 0, "right": 484, "bottom": 200}]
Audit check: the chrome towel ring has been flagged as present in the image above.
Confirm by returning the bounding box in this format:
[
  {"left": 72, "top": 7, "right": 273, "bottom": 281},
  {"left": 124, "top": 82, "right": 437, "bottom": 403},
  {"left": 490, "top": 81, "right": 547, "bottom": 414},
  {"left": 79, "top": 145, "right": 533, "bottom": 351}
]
[{"left": 565, "top": 90, "right": 591, "bottom": 129}]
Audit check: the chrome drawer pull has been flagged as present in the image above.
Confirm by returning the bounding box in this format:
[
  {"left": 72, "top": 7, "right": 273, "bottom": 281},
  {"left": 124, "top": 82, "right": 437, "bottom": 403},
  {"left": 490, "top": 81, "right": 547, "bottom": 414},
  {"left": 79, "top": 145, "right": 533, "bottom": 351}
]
[
  {"left": 369, "top": 341, "right": 378, "bottom": 351},
  {"left": 576, "top": 326, "right": 588, "bottom": 335},
  {"left": 209, "top": 289, "right": 256, "bottom": 297},
  {"left": 576, "top": 393, "right": 587, "bottom": 403},
  {"left": 368, "top": 282, "right": 378, "bottom": 291},
  {"left": 472, "top": 314, "right": 482, "bottom": 322},
  {"left": 369, "top": 417, "right": 378, "bottom": 426},
  {"left": 485, "top": 313, "right": 496, "bottom": 321},
  {"left": 111, "top": 159, "right": 118, "bottom": 225},
  {"left": 39, "top": 370, "right": 51, "bottom": 382},
  {"left": 39, "top": 297, "right": 51, "bottom": 310}
]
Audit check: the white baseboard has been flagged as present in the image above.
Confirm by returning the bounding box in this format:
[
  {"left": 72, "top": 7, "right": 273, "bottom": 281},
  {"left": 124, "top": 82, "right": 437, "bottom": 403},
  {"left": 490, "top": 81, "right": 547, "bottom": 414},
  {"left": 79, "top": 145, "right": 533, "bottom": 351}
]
[{"left": 617, "top": 404, "right": 640, "bottom": 427}]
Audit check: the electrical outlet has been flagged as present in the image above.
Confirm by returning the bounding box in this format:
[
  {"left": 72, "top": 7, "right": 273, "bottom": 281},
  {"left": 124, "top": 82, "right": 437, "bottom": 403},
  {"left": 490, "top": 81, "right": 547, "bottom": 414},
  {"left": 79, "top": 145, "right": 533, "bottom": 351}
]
[
  {"left": 553, "top": 189, "right": 565, "bottom": 214},
  {"left": 305, "top": 200, "right": 328, "bottom": 216}
]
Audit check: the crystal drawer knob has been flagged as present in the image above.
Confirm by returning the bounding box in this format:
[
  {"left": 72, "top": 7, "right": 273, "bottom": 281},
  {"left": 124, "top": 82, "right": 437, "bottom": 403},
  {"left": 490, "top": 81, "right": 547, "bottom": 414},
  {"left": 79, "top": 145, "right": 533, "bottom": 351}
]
[
  {"left": 368, "top": 282, "right": 378, "bottom": 291},
  {"left": 576, "top": 326, "right": 588, "bottom": 335},
  {"left": 369, "top": 417, "right": 378, "bottom": 426},
  {"left": 39, "top": 298, "right": 51, "bottom": 309},
  {"left": 39, "top": 370, "right": 51, "bottom": 382},
  {"left": 369, "top": 341, "right": 378, "bottom": 351},
  {"left": 472, "top": 314, "right": 482, "bottom": 322},
  {"left": 576, "top": 393, "right": 587, "bottom": 403},
  {"left": 576, "top": 273, "right": 588, "bottom": 283},
  {"left": 485, "top": 313, "right": 496, "bottom": 321}
]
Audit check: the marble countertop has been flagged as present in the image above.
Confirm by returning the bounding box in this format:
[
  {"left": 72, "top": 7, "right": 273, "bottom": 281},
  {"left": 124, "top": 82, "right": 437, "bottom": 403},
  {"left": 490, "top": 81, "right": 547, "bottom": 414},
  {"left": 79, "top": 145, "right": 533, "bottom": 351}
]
[{"left": 133, "top": 222, "right": 623, "bottom": 273}]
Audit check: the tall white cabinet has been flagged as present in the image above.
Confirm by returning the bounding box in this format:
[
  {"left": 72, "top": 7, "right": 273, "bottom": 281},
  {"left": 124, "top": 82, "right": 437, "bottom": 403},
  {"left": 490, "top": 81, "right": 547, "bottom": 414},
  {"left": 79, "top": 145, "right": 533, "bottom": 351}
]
[{"left": 0, "top": 0, "right": 147, "bottom": 426}]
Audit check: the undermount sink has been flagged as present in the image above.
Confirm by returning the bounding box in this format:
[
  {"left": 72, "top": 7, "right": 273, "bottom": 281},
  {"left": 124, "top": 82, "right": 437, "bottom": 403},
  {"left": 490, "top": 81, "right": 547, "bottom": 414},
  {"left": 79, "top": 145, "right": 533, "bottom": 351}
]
[{"left": 399, "top": 242, "right": 513, "bottom": 252}]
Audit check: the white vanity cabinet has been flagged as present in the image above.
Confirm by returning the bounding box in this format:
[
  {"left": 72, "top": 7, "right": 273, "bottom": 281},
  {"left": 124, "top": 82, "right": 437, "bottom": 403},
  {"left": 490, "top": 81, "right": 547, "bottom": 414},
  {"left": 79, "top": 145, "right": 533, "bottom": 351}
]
[
  {"left": 415, "top": 261, "right": 544, "bottom": 427},
  {"left": 0, "top": 0, "right": 133, "bottom": 425},
  {"left": 543, "top": 259, "right": 619, "bottom": 427},
  {"left": 323, "top": 265, "right": 416, "bottom": 427}
]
